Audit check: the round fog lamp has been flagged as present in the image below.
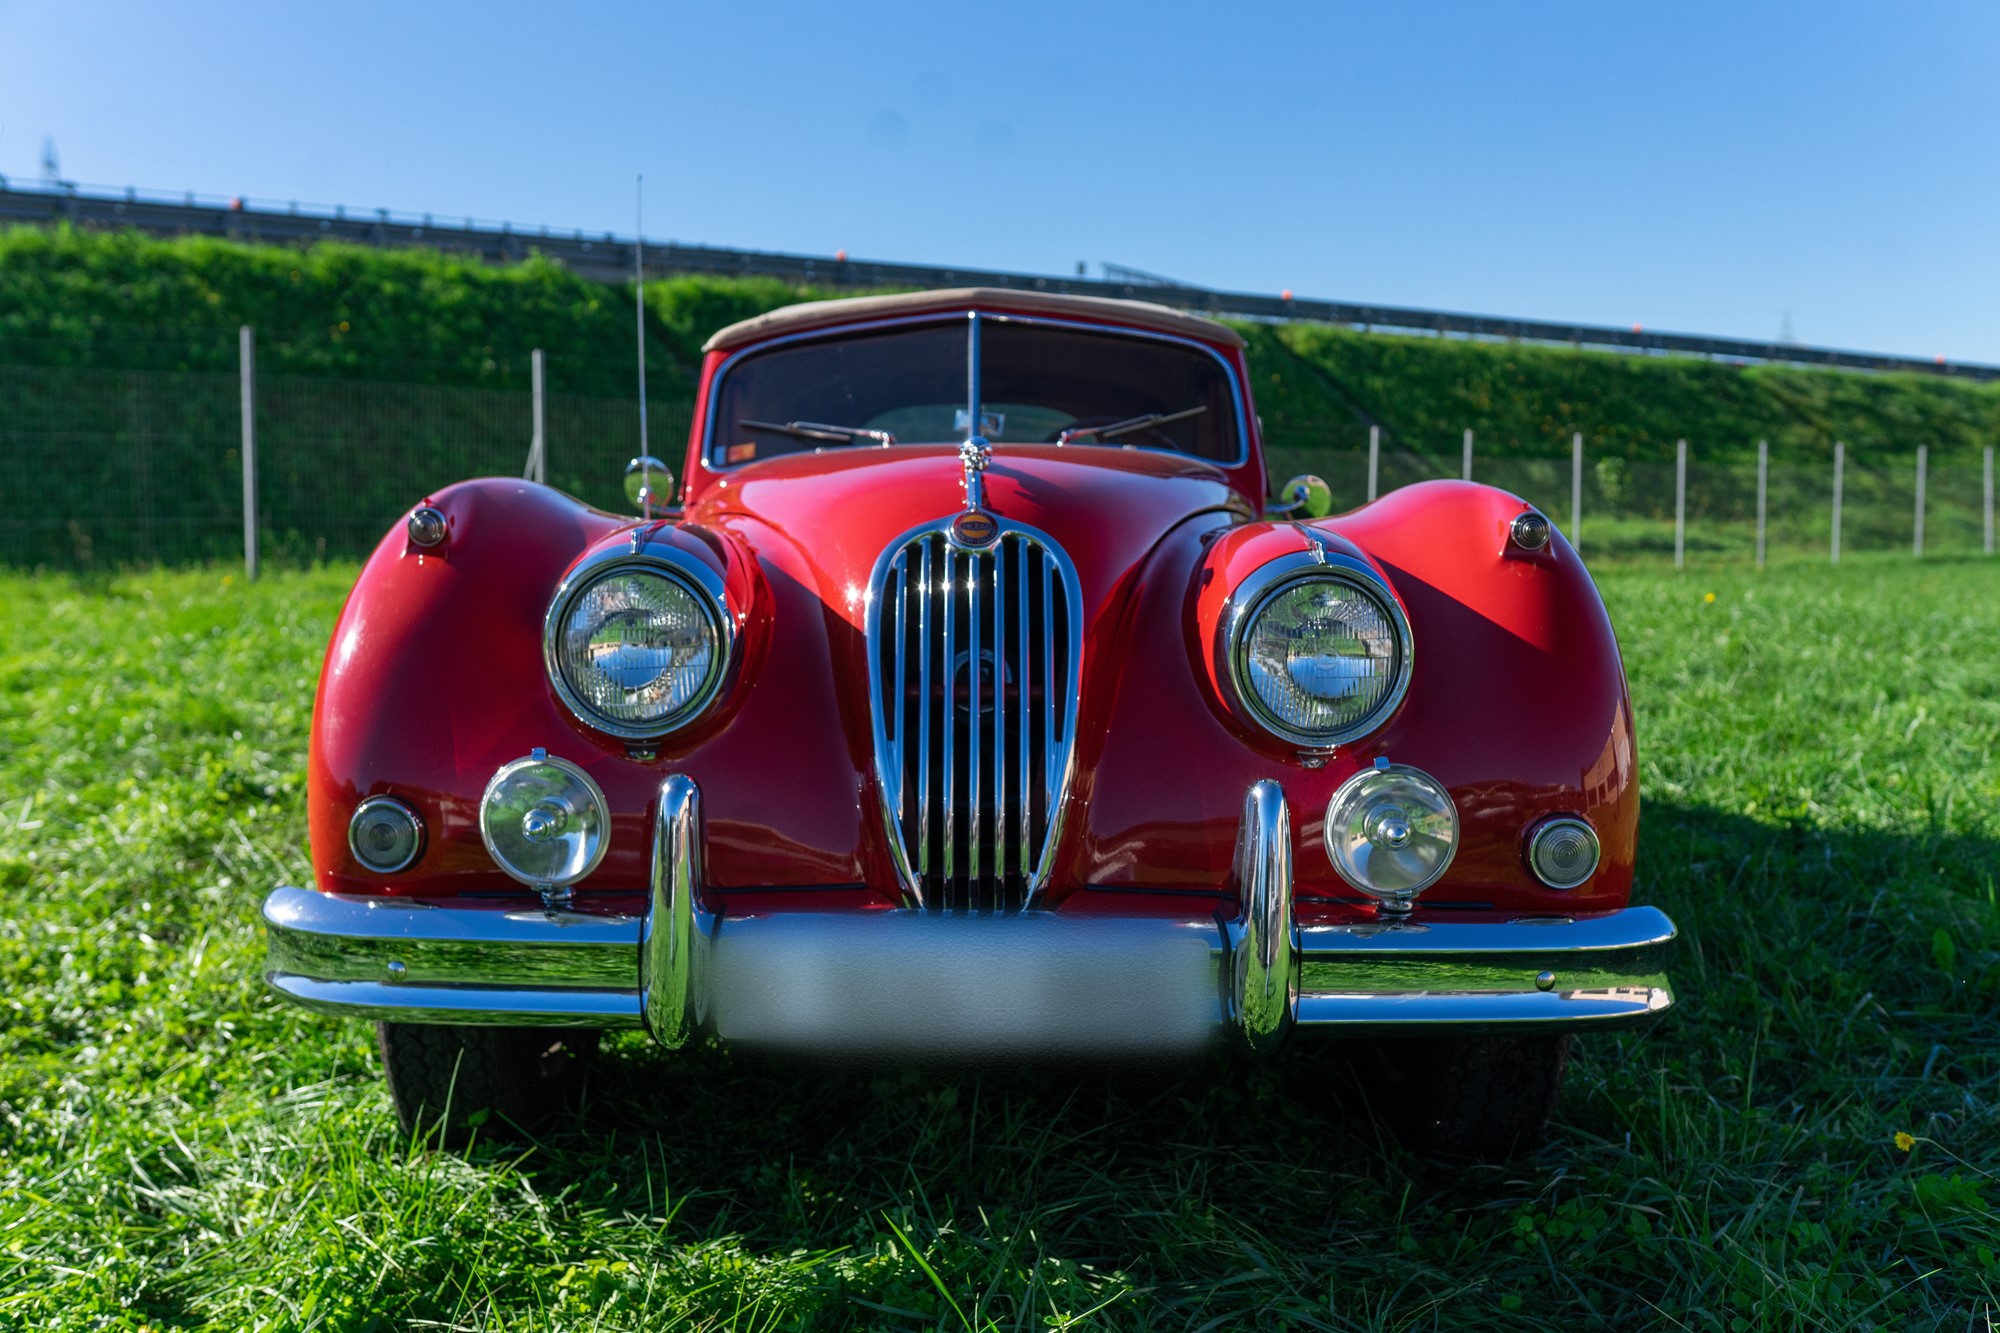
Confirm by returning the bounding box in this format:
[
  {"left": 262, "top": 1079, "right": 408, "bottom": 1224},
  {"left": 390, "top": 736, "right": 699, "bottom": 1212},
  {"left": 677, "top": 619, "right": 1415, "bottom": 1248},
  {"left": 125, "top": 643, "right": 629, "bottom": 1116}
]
[
  {"left": 480, "top": 752, "right": 610, "bottom": 897},
  {"left": 348, "top": 795, "right": 424, "bottom": 873},
  {"left": 1527, "top": 816, "right": 1600, "bottom": 890},
  {"left": 1324, "top": 763, "right": 1458, "bottom": 911}
]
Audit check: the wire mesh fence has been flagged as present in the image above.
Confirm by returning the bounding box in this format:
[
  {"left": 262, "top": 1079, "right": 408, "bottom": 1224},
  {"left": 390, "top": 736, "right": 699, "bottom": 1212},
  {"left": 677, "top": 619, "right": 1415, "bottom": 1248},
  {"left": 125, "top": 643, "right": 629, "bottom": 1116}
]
[
  {"left": 1266, "top": 434, "right": 1995, "bottom": 565},
  {"left": 0, "top": 355, "right": 691, "bottom": 569},
  {"left": 3, "top": 336, "right": 1993, "bottom": 571}
]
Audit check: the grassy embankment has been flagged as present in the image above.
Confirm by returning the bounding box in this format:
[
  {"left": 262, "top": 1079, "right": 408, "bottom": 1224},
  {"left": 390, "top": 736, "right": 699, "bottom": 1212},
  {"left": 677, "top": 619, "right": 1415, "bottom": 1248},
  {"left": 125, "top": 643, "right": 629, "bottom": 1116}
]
[
  {"left": 4, "top": 225, "right": 1997, "bottom": 564},
  {"left": 0, "top": 558, "right": 1994, "bottom": 1328}
]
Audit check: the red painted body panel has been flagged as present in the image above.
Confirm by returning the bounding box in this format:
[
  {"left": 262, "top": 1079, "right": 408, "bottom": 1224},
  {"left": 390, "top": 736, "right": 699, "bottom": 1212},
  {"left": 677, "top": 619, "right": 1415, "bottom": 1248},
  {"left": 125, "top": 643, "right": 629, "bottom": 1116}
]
[{"left": 307, "top": 302, "right": 1635, "bottom": 926}]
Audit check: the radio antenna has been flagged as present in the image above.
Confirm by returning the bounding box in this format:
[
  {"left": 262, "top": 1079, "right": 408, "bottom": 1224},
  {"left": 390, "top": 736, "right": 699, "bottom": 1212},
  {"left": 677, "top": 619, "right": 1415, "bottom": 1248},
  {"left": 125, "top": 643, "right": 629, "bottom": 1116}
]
[{"left": 634, "top": 175, "right": 650, "bottom": 474}]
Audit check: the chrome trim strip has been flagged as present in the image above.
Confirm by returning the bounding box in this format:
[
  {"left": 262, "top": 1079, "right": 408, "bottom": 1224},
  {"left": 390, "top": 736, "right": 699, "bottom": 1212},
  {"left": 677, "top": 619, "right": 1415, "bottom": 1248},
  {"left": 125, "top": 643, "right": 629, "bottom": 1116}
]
[
  {"left": 266, "top": 975, "right": 642, "bottom": 1026},
  {"left": 968, "top": 540, "right": 982, "bottom": 887},
  {"left": 917, "top": 539, "right": 933, "bottom": 892},
  {"left": 1226, "top": 780, "right": 1296, "bottom": 1055},
  {"left": 1216, "top": 547, "right": 1415, "bottom": 752},
  {"left": 1293, "top": 988, "right": 1669, "bottom": 1030},
  {"left": 1016, "top": 538, "right": 1031, "bottom": 881},
  {"left": 992, "top": 539, "right": 1007, "bottom": 887},
  {"left": 698, "top": 310, "right": 1251, "bottom": 475},
  {"left": 641, "top": 773, "right": 715, "bottom": 1047},
  {"left": 542, "top": 544, "right": 735, "bottom": 742},
  {"left": 942, "top": 543, "right": 958, "bottom": 895},
  {"left": 889, "top": 550, "right": 908, "bottom": 836}
]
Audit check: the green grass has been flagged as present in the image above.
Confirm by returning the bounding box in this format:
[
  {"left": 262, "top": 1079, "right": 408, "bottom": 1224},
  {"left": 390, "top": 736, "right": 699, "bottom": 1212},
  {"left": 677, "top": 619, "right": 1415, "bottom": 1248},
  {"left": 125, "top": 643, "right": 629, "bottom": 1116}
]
[{"left": 1, "top": 558, "right": 1996, "bottom": 1329}]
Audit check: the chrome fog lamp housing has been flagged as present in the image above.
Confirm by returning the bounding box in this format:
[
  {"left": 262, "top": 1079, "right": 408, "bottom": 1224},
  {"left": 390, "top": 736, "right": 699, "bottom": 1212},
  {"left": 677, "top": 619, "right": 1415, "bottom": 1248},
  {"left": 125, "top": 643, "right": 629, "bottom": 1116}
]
[
  {"left": 1526, "top": 815, "right": 1601, "bottom": 890},
  {"left": 1221, "top": 550, "right": 1412, "bottom": 749},
  {"left": 480, "top": 750, "right": 611, "bottom": 903},
  {"left": 544, "top": 549, "right": 732, "bottom": 740},
  {"left": 1324, "top": 762, "right": 1458, "bottom": 912},
  {"left": 348, "top": 795, "right": 425, "bottom": 873}
]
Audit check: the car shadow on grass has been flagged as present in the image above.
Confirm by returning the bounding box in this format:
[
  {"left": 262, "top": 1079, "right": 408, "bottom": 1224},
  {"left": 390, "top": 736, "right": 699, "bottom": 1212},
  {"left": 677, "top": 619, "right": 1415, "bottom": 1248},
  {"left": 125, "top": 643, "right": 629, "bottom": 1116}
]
[{"left": 467, "top": 794, "right": 1996, "bottom": 1309}]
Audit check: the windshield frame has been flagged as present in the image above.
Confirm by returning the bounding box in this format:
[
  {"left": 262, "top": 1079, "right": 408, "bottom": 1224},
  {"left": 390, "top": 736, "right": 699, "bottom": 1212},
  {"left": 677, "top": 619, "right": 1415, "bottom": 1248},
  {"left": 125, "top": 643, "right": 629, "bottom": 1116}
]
[{"left": 697, "top": 310, "right": 1251, "bottom": 474}]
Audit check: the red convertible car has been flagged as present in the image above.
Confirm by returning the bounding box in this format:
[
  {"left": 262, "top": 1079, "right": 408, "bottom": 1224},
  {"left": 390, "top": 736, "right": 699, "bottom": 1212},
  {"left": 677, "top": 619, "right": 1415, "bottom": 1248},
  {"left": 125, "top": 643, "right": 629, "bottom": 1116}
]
[{"left": 263, "top": 288, "right": 1675, "bottom": 1156}]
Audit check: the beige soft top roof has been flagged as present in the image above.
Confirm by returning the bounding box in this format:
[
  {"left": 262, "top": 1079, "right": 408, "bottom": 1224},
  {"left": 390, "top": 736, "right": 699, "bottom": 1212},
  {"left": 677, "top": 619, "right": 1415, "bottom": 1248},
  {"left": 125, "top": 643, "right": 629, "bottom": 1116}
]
[{"left": 702, "top": 286, "right": 1245, "bottom": 354}]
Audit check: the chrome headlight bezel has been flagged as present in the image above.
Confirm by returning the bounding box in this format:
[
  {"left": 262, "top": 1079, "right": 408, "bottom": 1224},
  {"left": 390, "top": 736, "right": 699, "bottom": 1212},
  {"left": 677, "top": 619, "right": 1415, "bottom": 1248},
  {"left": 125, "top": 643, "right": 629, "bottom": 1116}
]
[
  {"left": 543, "top": 547, "right": 734, "bottom": 740},
  {"left": 1218, "top": 549, "right": 1414, "bottom": 750}
]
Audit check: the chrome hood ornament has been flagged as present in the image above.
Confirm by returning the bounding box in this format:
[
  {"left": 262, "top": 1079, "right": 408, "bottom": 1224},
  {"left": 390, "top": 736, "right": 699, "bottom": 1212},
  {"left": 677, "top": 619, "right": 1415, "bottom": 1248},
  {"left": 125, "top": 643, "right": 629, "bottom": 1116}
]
[
  {"left": 959, "top": 310, "right": 994, "bottom": 513},
  {"left": 959, "top": 436, "right": 992, "bottom": 512}
]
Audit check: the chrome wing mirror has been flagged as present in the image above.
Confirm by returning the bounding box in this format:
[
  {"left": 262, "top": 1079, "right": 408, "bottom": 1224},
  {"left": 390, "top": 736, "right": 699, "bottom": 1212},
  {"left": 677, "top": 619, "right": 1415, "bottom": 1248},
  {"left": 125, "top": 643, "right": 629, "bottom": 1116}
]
[
  {"left": 1266, "top": 474, "right": 1334, "bottom": 520},
  {"left": 624, "top": 455, "right": 677, "bottom": 519}
]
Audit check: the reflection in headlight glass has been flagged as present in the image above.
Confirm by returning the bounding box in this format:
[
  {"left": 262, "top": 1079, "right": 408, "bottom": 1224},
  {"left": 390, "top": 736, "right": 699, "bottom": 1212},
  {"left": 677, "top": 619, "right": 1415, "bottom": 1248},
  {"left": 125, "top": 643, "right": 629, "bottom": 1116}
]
[
  {"left": 558, "top": 571, "right": 718, "bottom": 728},
  {"left": 1243, "top": 579, "right": 1400, "bottom": 736}
]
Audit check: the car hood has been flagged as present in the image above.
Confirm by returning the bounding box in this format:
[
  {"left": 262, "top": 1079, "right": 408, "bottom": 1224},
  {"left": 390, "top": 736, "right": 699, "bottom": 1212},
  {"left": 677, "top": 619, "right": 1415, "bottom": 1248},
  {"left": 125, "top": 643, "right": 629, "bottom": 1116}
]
[{"left": 685, "top": 445, "right": 1251, "bottom": 631}]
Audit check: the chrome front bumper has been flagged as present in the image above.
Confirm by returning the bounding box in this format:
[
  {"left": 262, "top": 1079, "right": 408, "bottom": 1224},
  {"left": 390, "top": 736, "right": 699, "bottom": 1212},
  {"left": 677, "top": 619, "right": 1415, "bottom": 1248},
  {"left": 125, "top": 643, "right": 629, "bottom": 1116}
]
[{"left": 263, "top": 777, "right": 1677, "bottom": 1054}]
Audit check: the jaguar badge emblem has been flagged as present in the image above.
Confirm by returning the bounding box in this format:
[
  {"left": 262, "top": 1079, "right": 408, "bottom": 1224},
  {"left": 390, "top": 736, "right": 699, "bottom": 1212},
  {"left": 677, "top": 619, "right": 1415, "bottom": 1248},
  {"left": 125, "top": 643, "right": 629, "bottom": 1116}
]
[{"left": 951, "top": 509, "right": 1000, "bottom": 548}]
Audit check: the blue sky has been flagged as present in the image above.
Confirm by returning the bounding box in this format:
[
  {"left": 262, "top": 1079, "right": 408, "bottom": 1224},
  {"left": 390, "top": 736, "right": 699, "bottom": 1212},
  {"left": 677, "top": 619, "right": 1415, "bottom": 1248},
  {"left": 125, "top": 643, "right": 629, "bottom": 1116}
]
[{"left": 4, "top": 0, "right": 1996, "bottom": 361}]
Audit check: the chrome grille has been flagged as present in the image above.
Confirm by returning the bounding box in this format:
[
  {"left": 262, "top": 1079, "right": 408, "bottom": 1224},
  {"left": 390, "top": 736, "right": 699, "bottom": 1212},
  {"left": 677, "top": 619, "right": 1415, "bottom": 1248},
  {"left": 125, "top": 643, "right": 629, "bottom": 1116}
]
[{"left": 869, "top": 524, "right": 1082, "bottom": 913}]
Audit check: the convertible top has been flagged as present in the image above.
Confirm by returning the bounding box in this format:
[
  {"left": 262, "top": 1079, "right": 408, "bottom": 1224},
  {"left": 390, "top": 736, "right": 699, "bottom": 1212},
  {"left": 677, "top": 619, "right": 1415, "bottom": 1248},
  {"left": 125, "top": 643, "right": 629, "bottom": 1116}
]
[{"left": 702, "top": 287, "right": 1247, "bottom": 354}]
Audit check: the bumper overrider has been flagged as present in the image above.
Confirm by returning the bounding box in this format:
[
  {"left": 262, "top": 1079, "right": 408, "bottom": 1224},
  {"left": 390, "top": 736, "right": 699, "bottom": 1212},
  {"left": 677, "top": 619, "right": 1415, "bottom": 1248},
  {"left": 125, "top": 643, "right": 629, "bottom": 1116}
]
[{"left": 263, "top": 778, "right": 1676, "bottom": 1055}]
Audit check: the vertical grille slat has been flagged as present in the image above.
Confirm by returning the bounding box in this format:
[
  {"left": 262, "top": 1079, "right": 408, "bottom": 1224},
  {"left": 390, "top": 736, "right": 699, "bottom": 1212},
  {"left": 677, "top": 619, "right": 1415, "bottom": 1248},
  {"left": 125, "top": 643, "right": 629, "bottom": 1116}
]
[
  {"left": 872, "top": 525, "right": 1079, "bottom": 914},
  {"left": 916, "top": 540, "right": 933, "bottom": 882},
  {"left": 942, "top": 546, "right": 957, "bottom": 891},
  {"left": 992, "top": 547, "right": 1007, "bottom": 900},
  {"left": 1016, "top": 538, "right": 1031, "bottom": 881}
]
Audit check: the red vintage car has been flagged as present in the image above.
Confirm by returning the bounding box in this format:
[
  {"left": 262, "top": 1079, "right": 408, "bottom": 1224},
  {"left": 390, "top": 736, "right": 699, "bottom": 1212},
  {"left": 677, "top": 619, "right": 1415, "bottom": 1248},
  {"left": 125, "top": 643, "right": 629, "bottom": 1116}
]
[{"left": 263, "top": 288, "right": 1675, "bottom": 1156}]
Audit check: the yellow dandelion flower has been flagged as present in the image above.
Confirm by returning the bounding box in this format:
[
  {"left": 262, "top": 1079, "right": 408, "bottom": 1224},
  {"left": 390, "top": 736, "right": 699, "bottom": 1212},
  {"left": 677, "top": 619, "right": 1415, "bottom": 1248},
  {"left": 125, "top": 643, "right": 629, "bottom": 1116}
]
[
  {"left": 1703, "top": 592, "right": 1716, "bottom": 603},
  {"left": 1894, "top": 1131, "right": 1915, "bottom": 1152}
]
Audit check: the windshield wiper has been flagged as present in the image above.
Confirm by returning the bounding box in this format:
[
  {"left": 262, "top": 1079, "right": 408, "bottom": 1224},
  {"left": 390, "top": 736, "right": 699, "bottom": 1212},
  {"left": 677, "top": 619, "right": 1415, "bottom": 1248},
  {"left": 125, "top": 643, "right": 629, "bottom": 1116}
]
[
  {"left": 740, "top": 419, "right": 897, "bottom": 447},
  {"left": 1056, "top": 405, "right": 1207, "bottom": 446}
]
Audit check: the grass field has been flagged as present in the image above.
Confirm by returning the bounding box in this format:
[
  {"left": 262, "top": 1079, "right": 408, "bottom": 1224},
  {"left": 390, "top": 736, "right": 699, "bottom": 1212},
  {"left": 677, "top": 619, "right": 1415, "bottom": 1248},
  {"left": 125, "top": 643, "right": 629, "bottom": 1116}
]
[{"left": 1, "top": 557, "right": 1996, "bottom": 1330}]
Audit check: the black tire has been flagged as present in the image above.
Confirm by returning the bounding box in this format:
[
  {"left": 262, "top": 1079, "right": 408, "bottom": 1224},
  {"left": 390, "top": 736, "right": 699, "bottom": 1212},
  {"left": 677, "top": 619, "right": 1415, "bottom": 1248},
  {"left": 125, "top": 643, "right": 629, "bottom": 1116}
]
[
  {"left": 375, "top": 1022, "right": 598, "bottom": 1144},
  {"left": 1351, "top": 1033, "right": 1571, "bottom": 1160}
]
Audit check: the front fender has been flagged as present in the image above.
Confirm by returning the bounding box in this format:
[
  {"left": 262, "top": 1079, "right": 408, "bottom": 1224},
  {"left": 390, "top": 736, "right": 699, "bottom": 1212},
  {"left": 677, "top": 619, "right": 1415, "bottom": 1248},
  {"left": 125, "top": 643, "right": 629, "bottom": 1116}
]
[
  {"left": 307, "top": 479, "right": 883, "bottom": 905},
  {"left": 1066, "top": 480, "right": 1635, "bottom": 921}
]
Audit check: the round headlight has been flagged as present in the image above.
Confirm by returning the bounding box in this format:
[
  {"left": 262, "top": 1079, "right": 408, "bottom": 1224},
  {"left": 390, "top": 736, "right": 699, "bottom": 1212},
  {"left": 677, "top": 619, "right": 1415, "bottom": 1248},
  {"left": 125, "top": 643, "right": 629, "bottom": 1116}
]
[
  {"left": 1324, "top": 762, "right": 1458, "bottom": 911},
  {"left": 546, "top": 556, "right": 729, "bottom": 739},
  {"left": 480, "top": 752, "right": 610, "bottom": 896},
  {"left": 1228, "top": 557, "right": 1410, "bottom": 748},
  {"left": 1526, "top": 816, "right": 1600, "bottom": 890},
  {"left": 348, "top": 795, "right": 424, "bottom": 873}
]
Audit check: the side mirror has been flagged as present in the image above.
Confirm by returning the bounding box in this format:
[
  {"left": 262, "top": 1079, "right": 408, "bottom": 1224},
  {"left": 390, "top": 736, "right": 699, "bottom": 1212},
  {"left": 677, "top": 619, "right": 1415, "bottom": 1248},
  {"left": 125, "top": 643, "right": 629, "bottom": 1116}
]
[
  {"left": 1266, "top": 474, "right": 1334, "bottom": 520},
  {"left": 623, "top": 455, "right": 676, "bottom": 517}
]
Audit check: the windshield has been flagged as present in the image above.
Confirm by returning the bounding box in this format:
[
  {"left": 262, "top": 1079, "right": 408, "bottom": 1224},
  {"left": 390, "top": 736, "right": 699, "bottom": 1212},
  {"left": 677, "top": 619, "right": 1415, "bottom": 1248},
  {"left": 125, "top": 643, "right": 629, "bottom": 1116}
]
[{"left": 708, "top": 317, "right": 1241, "bottom": 467}]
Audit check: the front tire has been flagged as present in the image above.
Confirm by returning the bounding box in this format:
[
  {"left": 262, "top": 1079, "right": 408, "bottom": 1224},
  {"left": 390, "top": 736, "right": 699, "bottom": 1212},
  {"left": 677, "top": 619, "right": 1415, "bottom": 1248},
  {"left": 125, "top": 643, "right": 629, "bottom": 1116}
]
[
  {"left": 1352, "top": 1033, "right": 1571, "bottom": 1160},
  {"left": 376, "top": 1022, "right": 597, "bottom": 1143}
]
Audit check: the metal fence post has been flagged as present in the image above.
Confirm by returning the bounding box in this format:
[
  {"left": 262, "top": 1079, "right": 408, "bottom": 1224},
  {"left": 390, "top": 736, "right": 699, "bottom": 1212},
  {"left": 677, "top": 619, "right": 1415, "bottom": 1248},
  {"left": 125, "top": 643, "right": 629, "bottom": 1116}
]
[
  {"left": 1913, "top": 445, "right": 1927, "bottom": 558},
  {"left": 1570, "top": 431, "right": 1583, "bottom": 549},
  {"left": 1831, "top": 441, "right": 1845, "bottom": 565},
  {"left": 239, "top": 325, "right": 257, "bottom": 581},
  {"left": 526, "top": 347, "right": 547, "bottom": 483},
  {"left": 1674, "top": 438, "right": 1687, "bottom": 569},
  {"left": 1462, "top": 428, "right": 1474, "bottom": 481},
  {"left": 1367, "top": 424, "right": 1380, "bottom": 501},
  {"left": 1755, "top": 439, "right": 1768, "bottom": 569},
  {"left": 1987, "top": 445, "right": 1995, "bottom": 556}
]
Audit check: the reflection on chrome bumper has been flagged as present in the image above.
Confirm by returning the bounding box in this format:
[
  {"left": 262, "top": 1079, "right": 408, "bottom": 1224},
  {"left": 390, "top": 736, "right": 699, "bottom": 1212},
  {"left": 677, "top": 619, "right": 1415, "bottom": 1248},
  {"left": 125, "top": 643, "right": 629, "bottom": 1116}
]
[{"left": 262, "top": 777, "right": 1677, "bottom": 1051}]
